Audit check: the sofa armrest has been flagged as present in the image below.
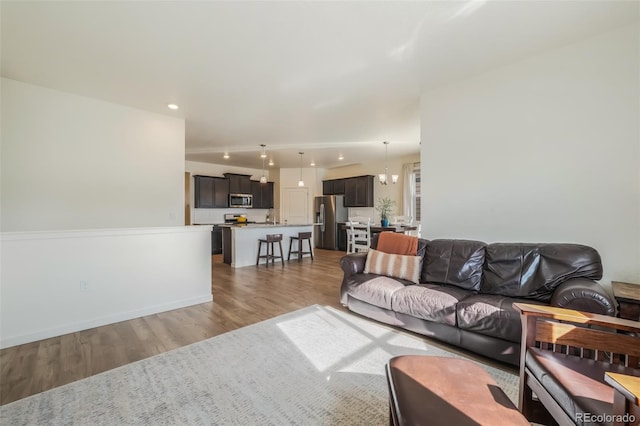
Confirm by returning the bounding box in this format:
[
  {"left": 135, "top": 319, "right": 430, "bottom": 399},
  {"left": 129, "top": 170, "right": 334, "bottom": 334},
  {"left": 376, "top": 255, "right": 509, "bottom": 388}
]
[
  {"left": 550, "top": 278, "right": 615, "bottom": 316},
  {"left": 339, "top": 253, "right": 368, "bottom": 306},
  {"left": 340, "top": 253, "right": 368, "bottom": 277}
]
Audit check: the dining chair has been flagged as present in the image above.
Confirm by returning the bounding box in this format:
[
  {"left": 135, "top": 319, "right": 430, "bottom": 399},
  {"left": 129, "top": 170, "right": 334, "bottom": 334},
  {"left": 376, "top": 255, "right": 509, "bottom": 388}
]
[
  {"left": 393, "top": 216, "right": 420, "bottom": 237},
  {"left": 406, "top": 223, "right": 421, "bottom": 238},
  {"left": 347, "top": 216, "right": 371, "bottom": 254}
]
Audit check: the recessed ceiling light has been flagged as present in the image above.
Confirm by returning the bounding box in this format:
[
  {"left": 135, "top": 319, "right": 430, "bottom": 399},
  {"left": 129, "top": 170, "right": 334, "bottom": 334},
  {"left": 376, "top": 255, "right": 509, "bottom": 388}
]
[
  {"left": 223, "top": 153, "right": 230, "bottom": 159},
  {"left": 167, "top": 103, "right": 179, "bottom": 110},
  {"left": 338, "top": 154, "right": 344, "bottom": 160}
]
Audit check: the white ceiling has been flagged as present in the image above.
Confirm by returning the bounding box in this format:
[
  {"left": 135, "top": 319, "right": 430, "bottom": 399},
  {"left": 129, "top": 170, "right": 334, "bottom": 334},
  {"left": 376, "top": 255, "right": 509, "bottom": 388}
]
[{"left": 2, "top": 1, "right": 637, "bottom": 169}]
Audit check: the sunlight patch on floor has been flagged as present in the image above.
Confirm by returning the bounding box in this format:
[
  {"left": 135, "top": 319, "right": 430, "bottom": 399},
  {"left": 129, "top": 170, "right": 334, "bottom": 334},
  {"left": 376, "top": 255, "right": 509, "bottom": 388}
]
[{"left": 276, "top": 306, "right": 434, "bottom": 375}]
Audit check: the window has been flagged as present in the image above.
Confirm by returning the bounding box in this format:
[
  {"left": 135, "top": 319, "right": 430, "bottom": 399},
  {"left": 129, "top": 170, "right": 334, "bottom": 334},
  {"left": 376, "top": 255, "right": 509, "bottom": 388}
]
[{"left": 413, "top": 162, "right": 421, "bottom": 221}]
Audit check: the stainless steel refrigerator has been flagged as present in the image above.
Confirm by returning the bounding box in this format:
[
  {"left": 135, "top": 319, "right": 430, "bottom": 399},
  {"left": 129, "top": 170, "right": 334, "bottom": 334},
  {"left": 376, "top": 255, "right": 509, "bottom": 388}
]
[{"left": 314, "top": 195, "right": 348, "bottom": 250}]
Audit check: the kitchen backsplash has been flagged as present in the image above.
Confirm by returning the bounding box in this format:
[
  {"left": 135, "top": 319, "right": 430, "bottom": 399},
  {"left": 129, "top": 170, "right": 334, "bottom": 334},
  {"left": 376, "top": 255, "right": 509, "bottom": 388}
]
[{"left": 193, "top": 208, "right": 270, "bottom": 224}]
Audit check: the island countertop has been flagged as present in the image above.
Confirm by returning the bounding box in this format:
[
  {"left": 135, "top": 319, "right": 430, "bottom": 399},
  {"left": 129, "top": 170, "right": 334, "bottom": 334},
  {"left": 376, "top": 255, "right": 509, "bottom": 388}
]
[
  {"left": 230, "top": 223, "right": 315, "bottom": 229},
  {"left": 222, "top": 224, "right": 315, "bottom": 268}
]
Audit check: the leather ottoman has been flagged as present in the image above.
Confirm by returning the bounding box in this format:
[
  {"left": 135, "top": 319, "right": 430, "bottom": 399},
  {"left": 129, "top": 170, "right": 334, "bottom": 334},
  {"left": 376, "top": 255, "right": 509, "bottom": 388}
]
[{"left": 385, "top": 355, "right": 529, "bottom": 426}]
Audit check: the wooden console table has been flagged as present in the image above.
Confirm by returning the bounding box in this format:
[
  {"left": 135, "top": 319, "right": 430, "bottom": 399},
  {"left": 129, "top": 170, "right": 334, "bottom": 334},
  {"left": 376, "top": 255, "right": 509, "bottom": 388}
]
[{"left": 612, "top": 281, "right": 640, "bottom": 321}]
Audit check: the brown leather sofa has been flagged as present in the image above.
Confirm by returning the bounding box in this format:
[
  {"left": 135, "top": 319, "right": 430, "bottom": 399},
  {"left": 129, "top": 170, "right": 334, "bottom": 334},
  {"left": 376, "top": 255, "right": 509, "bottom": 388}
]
[{"left": 340, "top": 238, "right": 615, "bottom": 366}]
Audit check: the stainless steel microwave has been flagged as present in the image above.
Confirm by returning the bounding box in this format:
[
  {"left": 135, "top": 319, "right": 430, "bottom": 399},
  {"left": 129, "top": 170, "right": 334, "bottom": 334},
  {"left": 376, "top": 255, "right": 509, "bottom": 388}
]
[{"left": 229, "top": 193, "right": 253, "bottom": 208}]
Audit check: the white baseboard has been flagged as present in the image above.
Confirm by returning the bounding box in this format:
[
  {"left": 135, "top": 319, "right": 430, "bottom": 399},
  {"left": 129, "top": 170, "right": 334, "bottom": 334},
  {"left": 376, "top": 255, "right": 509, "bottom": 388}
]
[{"left": 0, "top": 294, "right": 213, "bottom": 349}]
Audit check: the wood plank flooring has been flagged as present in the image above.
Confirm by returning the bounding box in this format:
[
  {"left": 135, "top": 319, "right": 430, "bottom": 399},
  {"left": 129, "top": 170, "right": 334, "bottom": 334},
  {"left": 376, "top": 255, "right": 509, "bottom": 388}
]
[{"left": 0, "top": 249, "right": 347, "bottom": 405}]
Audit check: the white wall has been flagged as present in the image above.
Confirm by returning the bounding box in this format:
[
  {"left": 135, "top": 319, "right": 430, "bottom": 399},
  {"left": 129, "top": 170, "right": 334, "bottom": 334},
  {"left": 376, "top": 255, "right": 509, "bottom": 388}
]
[
  {"left": 420, "top": 24, "right": 640, "bottom": 285},
  {"left": 185, "top": 160, "right": 266, "bottom": 181},
  {"left": 278, "top": 167, "right": 321, "bottom": 223},
  {"left": 0, "top": 226, "right": 212, "bottom": 348},
  {"left": 1, "top": 78, "right": 185, "bottom": 232},
  {"left": 0, "top": 80, "right": 211, "bottom": 347}
]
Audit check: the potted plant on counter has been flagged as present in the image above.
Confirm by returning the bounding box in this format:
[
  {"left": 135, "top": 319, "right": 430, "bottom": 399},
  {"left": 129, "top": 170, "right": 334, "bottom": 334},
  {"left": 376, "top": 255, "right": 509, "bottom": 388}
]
[{"left": 375, "top": 197, "right": 396, "bottom": 227}]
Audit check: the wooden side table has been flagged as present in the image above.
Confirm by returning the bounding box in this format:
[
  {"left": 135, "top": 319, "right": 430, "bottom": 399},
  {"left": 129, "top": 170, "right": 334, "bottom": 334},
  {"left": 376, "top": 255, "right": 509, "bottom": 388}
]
[
  {"left": 612, "top": 281, "right": 640, "bottom": 321},
  {"left": 604, "top": 372, "right": 639, "bottom": 426}
]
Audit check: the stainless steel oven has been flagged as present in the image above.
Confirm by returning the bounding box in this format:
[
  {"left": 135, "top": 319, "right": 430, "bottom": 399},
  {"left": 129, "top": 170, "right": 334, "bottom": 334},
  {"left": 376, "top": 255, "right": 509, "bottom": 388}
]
[{"left": 229, "top": 193, "right": 253, "bottom": 208}]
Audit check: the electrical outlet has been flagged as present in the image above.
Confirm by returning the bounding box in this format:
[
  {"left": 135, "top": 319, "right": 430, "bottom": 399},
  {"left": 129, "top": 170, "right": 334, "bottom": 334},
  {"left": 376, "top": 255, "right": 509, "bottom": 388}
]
[{"left": 79, "top": 281, "right": 89, "bottom": 291}]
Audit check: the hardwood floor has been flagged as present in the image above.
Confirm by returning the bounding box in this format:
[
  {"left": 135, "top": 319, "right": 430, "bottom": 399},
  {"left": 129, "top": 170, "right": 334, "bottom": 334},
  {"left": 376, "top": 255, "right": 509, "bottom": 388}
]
[{"left": 0, "top": 249, "right": 347, "bottom": 405}]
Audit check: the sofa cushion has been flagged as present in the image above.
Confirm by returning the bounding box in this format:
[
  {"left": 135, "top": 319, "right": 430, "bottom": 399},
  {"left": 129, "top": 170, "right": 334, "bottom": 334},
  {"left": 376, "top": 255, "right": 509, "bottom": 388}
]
[
  {"left": 456, "top": 295, "right": 543, "bottom": 343},
  {"left": 364, "top": 249, "right": 421, "bottom": 284},
  {"left": 347, "top": 275, "right": 406, "bottom": 310},
  {"left": 482, "top": 243, "right": 603, "bottom": 301},
  {"left": 525, "top": 348, "right": 640, "bottom": 425},
  {"left": 421, "top": 239, "right": 486, "bottom": 291},
  {"left": 391, "top": 284, "right": 473, "bottom": 326}
]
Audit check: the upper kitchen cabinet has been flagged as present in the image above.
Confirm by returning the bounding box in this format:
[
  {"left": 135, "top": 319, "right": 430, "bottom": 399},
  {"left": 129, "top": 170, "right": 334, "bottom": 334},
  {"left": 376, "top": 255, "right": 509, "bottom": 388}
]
[
  {"left": 194, "top": 175, "right": 229, "bottom": 208},
  {"left": 344, "top": 175, "right": 374, "bottom": 207},
  {"left": 251, "top": 180, "right": 274, "bottom": 209},
  {"left": 322, "top": 179, "right": 345, "bottom": 195},
  {"left": 224, "top": 173, "right": 252, "bottom": 194}
]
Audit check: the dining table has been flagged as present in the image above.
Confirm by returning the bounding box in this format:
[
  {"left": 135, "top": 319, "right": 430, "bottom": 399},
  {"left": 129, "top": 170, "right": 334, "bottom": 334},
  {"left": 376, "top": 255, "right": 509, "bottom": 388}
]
[
  {"left": 337, "top": 223, "right": 419, "bottom": 252},
  {"left": 372, "top": 225, "right": 417, "bottom": 234},
  {"left": 340, "top": 223, "right": 417, "bottom": 234}
]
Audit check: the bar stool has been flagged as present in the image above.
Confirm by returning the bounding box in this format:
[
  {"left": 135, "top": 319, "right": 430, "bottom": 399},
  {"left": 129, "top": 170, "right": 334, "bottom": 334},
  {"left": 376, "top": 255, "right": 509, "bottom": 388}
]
[
  {"left": 288, "top": 232, "right": 314, "bottom": 261},
  {"left": 256, "top": 234, "right": 284, "bottom": 266}
]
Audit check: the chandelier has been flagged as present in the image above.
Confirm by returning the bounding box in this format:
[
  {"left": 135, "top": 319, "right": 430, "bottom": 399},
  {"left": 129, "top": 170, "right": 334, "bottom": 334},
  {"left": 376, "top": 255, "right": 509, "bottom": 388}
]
[
  {"left": 379, "top": 141, "right": 398, "bottom": 185},
  {"left": 298, "top": 152, "right": 305, "bottom": 187},
  {"left": 259, "top": 144, "right": 267, "bottom": 183}
]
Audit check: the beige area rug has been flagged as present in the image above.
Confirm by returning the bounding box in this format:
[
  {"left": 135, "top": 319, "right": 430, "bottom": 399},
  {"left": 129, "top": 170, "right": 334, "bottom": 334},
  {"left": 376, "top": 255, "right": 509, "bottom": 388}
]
[{"left": 0, "top": 305, "right": 519, "bottom": 425}]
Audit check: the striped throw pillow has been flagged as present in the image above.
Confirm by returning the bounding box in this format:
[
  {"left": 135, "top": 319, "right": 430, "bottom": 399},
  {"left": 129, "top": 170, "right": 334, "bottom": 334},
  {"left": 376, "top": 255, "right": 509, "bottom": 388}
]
[{"left": 364, "top": 249, "right": 421, "bottom": 284}]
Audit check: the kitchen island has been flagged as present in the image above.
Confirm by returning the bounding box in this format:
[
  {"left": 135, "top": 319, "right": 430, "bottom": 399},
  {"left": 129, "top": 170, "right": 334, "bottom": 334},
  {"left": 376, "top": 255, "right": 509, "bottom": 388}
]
[{"left": 221, "top": 223, "right": 315, "bottom": 268}]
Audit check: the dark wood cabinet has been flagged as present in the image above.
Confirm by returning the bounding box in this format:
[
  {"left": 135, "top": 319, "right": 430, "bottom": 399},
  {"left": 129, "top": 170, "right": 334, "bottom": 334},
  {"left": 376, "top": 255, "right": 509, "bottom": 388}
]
[
  {"left": 224, "top": 173, "right": 252, "bottom": 194},
  {"left": 222, "top": 227, "right": 232, "bottom": 264},
  {"left": 251, "top": 180, "right": 260, "bottom": 206},
  {"left": 213, "top": 177, "right": 229, "bottom": 207},
  {"left": 251, "top": 180, "right": 274, "bottom": 209},
  {"left": 211, "top": 226, "right": 223, "bottom": 255},
  {"left": 322, "top": 180, "right": 330, "bottom": 195},
  {"left": 264, "top": 182, "right": 274, "bottom": 208},
  {"left": 324, "top": 176, "right": 373, "bottom": 206},
  {"left": 337, "top": 224, "right": 347, "bottom": 252},
  {"left": 194, "top": 175, "right": 229, "bottom": 208},
  {"left": 323, "top": 179, "right": 345, "bottom": 195},
  {"left": 195, "top": 176, "right": 214, "bottom": 208},
  {"left": 344, "top": 175, "right": 374, "bottom": 207}
]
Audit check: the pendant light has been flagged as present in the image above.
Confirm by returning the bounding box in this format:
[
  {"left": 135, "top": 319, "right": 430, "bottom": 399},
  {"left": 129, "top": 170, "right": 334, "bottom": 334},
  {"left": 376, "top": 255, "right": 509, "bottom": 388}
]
[
  {"left": 298, "top": 152, "right": 305, "bottom": 187},
  {"left": 378, "top": 141, "right": 399, "bottom": 185},
  {"left": 259, "top": 144, "right": 267, "bottom": 183}
]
